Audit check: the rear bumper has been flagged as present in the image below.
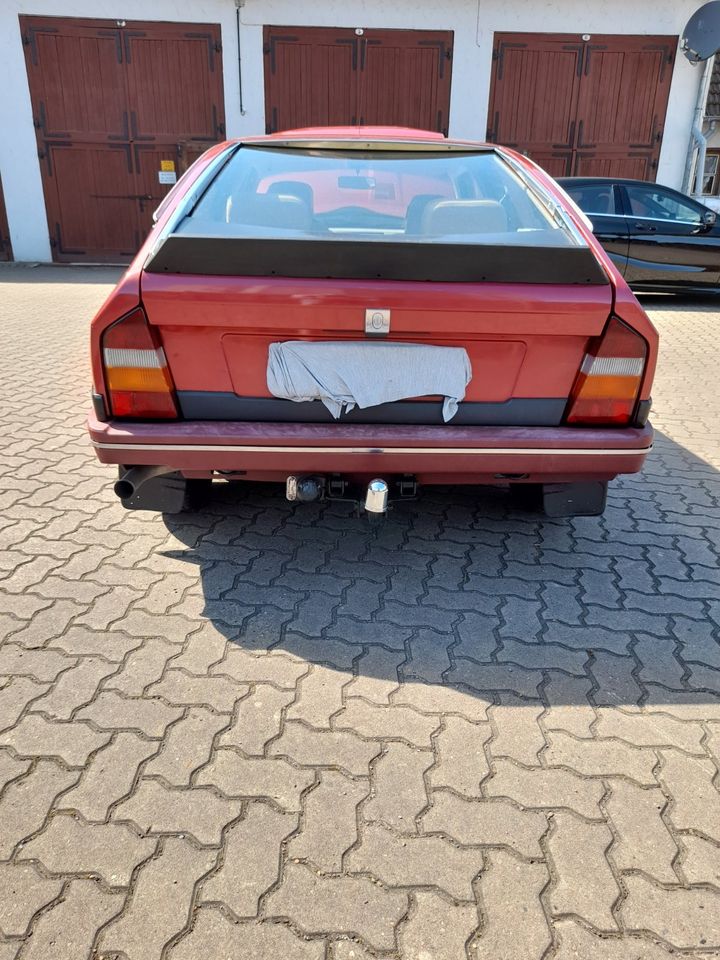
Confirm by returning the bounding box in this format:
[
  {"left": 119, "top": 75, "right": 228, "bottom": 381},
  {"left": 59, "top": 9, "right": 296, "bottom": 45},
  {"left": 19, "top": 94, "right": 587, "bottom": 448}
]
[{"left": 87, "top": 414, "right": 653, "bottom": 483}]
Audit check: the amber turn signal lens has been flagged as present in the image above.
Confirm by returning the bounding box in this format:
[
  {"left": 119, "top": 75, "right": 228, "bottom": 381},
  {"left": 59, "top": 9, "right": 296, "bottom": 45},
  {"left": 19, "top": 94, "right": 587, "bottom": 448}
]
[
  {"left": 101, "top": 308, "right": 178, "bottom": 419},
  {"left": 565, "top": 317, "right": 647, "bottom": 427}
]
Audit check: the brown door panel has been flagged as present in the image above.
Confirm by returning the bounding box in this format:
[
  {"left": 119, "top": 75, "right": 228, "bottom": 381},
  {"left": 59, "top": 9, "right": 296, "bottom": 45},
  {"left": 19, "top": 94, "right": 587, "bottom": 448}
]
[
  {"left": 488, "top": 32, "right": 676, "bottom": 183},
  {"left": 132, "top": 145, "right": 181, "bottom": 241},
  {"left": 263, "top": 25, "right": 453, "bottom": 135},
  {"left": 124, "top": 25, "right": 224, "bottom": 140},
  {"left": 357, "top": 30, "right": 453, "bottom": 132},
  {"left": 263, "top": 27, "right": 360, "bottom": 133},
  {"left": 528, "top": 153, "right": 574, "bottom": 178},
  {"left": 19, "top": 15, "right": 225, "bottom": 263},
  {"left": 44, "top": 144, "right": 140, "bottom": 261},
  {"left": 575, "top": 38, "right": 674, "bottom": 164},
  {"left": 488, "top": 38, "right": 582, "bottom": 153},
  {"left": 573, "top": 153, "right": 656, "bottom": 180},
  {"left": 177, "top": 140, "right": 217, "bottom": 175},
  {"left": 21, "top": 20, "right": 128, "bottom": 141}
]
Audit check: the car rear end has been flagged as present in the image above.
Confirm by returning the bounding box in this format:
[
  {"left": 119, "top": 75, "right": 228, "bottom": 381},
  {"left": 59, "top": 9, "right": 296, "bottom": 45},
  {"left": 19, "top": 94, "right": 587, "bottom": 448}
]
[{"left": 88, "top": 129, "right": 656, "bottom": 518}]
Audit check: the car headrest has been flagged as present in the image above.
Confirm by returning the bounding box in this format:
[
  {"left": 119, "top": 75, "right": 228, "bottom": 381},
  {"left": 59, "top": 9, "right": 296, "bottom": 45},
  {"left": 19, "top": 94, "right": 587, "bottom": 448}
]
[
  {"left": 405, "top": 194, "right": 445, "bottom": 235},
  {"left": 423, "top": 199, "right": 508, "bottom": 235},
  {"left": 266, "top": 180, "right": 315, "bottom": 209},
  {"left": 579, "top": 191, "right": 611, "bottom": 213},
  {"left": 229, "top": 193, "right": 312, "bottom": 230}
]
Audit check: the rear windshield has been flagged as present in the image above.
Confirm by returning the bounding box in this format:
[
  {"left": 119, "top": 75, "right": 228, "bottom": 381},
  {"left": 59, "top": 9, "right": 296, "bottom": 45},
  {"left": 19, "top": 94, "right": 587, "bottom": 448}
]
[{"left": 179, "top": 146, "right": 582, "bottom": 248}]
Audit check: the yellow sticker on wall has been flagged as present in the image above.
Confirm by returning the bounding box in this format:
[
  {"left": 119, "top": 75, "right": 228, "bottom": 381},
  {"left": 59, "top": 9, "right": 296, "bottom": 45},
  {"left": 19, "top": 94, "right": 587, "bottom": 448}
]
[{"left": 160, "top": 160, "right": 176, "bottom": 172}]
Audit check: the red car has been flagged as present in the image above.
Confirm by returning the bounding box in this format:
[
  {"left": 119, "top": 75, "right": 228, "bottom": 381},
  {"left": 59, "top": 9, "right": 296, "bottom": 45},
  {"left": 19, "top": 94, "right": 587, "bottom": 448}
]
[{"left": 88, "top": 126, "right": 657, "bottom": 519}]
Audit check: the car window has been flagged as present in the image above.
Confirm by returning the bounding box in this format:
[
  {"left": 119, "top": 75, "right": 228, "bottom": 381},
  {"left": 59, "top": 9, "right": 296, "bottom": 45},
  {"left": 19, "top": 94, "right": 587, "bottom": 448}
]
[
  {"left": 181, "top": 146, "right": 582, "bottom": 247},
  {"left": 625, "top": 184, "right": 702, "bottom": 224},
  {"left": 562, "top": 183, "right": 615, "bottom": 215}
]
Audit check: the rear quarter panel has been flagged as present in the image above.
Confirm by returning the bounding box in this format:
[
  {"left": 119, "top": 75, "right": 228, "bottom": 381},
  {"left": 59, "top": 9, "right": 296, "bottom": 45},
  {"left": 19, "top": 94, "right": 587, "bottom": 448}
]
[
  {"left": 89, "top": 141, "right": 236, "bottom": 404},
  {"left": 512, "top": 151, "right": 658, "bottom": 400}
]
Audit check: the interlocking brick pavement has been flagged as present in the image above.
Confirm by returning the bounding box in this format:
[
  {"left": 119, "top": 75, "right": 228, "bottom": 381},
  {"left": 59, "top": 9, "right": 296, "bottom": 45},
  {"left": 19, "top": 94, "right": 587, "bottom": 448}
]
[{"left": 1, "top": 264, "right": 720, "bottom": 958}]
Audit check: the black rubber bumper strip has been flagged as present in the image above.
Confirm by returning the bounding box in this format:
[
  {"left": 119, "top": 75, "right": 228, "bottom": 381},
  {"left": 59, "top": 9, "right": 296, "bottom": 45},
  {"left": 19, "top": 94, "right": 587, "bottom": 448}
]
[
  {"left": 92, "top": 391, "right": 108, "bottom": 422},
  {"left": 176, "top": 394, "right": 568, "bottom": 427},
  {"left": 634, "top": 398, "right": 652, "bottom": 428}
]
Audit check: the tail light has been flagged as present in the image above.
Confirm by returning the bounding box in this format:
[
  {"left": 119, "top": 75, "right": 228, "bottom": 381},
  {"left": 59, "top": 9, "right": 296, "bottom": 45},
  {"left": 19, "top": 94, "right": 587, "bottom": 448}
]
[
  {"left": 565, "top": 316, "right": 647, "bottom": 426},
  {"left": 101, "top": 307, "right": 178, "bottom": 419}
]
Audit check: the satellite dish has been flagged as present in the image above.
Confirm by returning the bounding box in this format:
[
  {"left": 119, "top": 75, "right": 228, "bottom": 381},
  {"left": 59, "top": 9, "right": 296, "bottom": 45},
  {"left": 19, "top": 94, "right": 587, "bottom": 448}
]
[{"left": 682, "top": 1, "right": 720, "bottom": 62}]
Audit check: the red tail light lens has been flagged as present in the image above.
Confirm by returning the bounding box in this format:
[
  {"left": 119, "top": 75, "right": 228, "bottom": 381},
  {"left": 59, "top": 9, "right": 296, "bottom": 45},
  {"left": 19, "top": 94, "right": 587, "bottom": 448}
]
[
  {"left": 565, "top": 316, "right": 647, "bottom": 426},
  {"left": 101, "top": 308, "right": 178, "bottom": 419}
]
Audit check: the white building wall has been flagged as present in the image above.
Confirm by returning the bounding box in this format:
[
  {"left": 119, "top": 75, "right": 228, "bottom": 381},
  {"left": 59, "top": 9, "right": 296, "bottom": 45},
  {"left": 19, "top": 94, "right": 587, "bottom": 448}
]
[{"left": 0, "top": 0, "right": 706, "bottom": 261}]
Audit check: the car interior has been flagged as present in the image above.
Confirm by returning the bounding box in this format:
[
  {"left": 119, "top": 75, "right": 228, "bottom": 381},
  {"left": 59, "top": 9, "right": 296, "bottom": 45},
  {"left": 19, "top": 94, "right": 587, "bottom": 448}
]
[
  {"left": 564, "top": 184, "right": 614, "bottom": 215},
  {"left": 185, "top": 147, "right": 580, "bottom": 247}
]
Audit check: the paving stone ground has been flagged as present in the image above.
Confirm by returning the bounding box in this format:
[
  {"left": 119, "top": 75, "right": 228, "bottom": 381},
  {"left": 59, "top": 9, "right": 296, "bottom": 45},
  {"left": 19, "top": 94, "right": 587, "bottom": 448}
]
[{"left": 1, "top": 263, "right": 720, "bottom": 959}]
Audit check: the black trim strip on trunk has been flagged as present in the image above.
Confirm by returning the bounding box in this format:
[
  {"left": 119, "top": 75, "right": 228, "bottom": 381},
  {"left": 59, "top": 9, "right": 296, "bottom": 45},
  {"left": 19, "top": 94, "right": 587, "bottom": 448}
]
[
  {"left": 176, "top": 393, "right": 568, "bottom": 427},
  {"left": 145, "top": 235, "right": 609, "bottom": 285}
]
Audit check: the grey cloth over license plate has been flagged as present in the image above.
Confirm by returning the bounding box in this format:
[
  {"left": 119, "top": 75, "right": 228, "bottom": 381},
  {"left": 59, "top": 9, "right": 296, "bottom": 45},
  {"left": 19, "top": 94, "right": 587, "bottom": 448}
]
[{"left": 267, "top": 341, "right": 472, "bottom": 422}]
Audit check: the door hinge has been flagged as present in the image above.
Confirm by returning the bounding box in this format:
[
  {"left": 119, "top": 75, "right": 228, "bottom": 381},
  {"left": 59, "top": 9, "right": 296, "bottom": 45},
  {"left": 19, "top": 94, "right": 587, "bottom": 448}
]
[
  {"left": 214, "top": 41, "right": 222, "bottom": 53},
  {"left": 37, "top": 149, "right": 46, "bottom": 160}
]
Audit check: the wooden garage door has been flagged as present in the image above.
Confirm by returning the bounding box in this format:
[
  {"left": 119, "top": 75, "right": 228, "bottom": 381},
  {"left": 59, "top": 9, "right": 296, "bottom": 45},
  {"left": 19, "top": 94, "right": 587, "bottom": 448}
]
[
  {"left": 487, "top": 34, "right": 675, "bottom": 179},
  {"left": 20, "top": 17, "right": 225, "bottom": 263},
  {"left": 264, "top": 26, "right": 453, "bottom": 135},
  {"left": 0, "top": 176, "right": 12, "bottom": 261}
]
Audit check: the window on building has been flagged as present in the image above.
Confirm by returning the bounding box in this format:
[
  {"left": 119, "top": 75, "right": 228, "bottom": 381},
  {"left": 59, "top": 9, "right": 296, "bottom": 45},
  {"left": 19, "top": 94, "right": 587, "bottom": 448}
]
[{"left": 702, "top": 152, "right": 720, "bottom": 196}]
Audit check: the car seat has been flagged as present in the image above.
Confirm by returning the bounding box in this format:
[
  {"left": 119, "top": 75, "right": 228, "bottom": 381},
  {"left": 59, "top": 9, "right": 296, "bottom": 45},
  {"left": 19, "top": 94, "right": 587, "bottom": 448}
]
[{"left": 422, "top": 199, "right": 508, "bottom": 235}]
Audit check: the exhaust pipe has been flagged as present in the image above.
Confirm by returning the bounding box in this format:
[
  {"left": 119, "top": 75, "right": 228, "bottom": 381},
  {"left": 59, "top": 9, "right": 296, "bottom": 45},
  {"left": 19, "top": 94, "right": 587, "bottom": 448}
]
[
  {"left": 364, "top": 478, "right": 389, "bottom": 516},
  {"left": 114, "top": 465, "right": 174, "bottom": 501}
]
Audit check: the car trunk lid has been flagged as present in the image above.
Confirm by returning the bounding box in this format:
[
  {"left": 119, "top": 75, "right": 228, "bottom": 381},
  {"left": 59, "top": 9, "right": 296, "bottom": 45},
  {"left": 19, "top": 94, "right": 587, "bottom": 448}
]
[{"left": 140, "top": 272, "right": 614, "bottom": 426}]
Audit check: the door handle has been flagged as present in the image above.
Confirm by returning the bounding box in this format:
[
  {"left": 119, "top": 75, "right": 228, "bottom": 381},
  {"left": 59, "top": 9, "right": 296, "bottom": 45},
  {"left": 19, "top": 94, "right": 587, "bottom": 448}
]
[{"left": 633, "top": 222, "right": 657, "bottom": 232}]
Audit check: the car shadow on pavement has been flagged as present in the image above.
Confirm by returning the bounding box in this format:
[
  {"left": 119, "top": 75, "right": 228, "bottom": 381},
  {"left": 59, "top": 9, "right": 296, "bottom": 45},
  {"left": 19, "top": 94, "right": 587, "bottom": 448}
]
[
  {"left": 0, "top": 264, "right": 124, "bottom": 284},
  {"left": 160, "top": 427, "right": 720, "bottom": 716}
]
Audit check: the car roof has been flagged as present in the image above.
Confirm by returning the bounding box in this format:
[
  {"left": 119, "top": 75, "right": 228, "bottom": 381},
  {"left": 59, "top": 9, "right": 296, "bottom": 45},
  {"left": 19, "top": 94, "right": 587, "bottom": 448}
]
[
  {"left": 230, "top": 125, "right": 495, "bottom": 151},
  {"left": 556, "top": 176, "right": 669, "bottom": 187}
]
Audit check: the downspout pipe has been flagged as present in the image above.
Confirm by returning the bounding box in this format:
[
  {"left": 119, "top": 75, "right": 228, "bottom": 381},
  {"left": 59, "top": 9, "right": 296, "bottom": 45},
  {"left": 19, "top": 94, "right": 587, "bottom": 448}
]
[
  {"left": 683, "top": 54, "right": 715, "bottom": 195},
  {"left": 235, "top": 0, "right": 246, "bottom": 116},
  {"left": 693, "top": 121, "right": 708, "bottom": 196}
]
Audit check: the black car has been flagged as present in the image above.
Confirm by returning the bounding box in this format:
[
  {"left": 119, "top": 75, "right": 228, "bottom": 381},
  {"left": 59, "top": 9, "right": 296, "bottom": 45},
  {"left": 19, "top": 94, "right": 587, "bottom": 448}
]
[{"left": 557, "top": 177, "right": 720, "bottom": 293}]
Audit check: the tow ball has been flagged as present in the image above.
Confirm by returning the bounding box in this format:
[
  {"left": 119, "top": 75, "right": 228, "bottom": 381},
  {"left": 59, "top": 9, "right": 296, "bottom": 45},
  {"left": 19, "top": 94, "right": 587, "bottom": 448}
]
[{"left": 364, "top": 479, "right": 389, "bottom": 516}]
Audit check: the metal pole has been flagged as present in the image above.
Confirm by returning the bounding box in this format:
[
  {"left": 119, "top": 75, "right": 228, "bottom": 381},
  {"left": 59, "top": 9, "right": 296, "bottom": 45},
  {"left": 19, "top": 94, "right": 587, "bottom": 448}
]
[
  {"left": 683, "top": 54, "right": 715, "bottom": 195},
  {"left": 235, "top": 1, "right": 246, "bottom": 117}
]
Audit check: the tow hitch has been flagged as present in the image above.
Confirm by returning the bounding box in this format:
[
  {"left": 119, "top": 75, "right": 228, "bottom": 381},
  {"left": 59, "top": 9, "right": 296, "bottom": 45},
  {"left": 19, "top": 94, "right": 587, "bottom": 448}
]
[{"left": 286, "top": 475, "right": 417, "bottom": 517}]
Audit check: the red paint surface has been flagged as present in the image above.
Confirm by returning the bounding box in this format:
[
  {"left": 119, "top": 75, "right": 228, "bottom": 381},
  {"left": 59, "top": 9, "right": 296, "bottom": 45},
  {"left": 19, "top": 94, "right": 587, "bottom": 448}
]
[
  {"left": 88, "top": 416, "right": 652, "bottom": 483},
  {"left": 88, "top": 414, "right": 652, "bottom": 482},
  {"left": 145, "top": 274, "right": 611, "bottom": 402}
]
